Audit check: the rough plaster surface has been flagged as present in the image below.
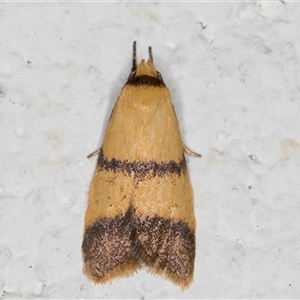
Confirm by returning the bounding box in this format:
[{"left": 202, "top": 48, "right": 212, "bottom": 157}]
[{"left": 1, "top": 2, "right": 300, "bottom": 299}]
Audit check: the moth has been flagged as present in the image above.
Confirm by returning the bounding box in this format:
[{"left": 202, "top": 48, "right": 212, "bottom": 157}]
[{"left": 82, "top": 41, "right": 200, "bottom": 289}]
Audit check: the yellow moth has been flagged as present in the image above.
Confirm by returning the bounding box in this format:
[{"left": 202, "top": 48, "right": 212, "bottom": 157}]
[{"left": 82, "top": 41, "right": 200, "bottom": 290}]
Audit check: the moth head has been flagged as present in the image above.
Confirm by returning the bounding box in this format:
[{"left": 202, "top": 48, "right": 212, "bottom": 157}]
[
  {"left": 127, "top": 41, "right": 165, "bottom": 85},
  {"left": 136, "top": 59, "right": 157, "bottom": 77}
]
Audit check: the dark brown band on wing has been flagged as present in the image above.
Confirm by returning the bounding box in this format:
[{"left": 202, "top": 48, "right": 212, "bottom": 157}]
[
  {"left": 97, "top": 148, "right": 187, "bottom": 180},
  {"left": 83, "top": 209, "right": 195, "bottom": 285},
  {"left": 82, "top": 215, "right": 134, "bottom": 280},
  {"left": 131, "top": 212, "right": 195, "bottom": 281},
  {"left": 126, "top": 74, "right": 165, "bottom": 87}
]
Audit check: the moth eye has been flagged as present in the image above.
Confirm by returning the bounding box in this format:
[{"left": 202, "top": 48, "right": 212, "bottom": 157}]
[
  {"left": 156, "top": 71, "right": 164, "bottom": 82},
  {"left": 127, "top": 70, "right": 136, "bottom": 81}
]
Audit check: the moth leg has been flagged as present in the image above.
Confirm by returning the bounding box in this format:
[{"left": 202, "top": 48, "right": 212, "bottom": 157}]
[
  {"left": 183, "top": 144, "right": 202, "bottom": 158},
  {"left": 87, "top": 148, "right": 101, "bottom": 159}
]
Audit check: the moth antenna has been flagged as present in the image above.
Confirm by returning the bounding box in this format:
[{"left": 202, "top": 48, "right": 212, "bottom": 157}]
[
  {"left": 132, "top": 41, "right": 137, "bottom": 71},
  {"left": 149, "top": 46, "right": 153, "bottom": 62}
]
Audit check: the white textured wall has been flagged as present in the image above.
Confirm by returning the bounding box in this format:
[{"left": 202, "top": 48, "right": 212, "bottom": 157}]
[{"left": 1, "top": 2, "right": 300, "bottom": 298}]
